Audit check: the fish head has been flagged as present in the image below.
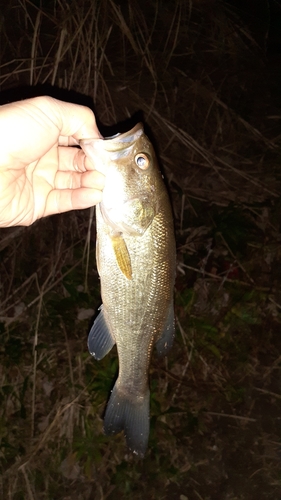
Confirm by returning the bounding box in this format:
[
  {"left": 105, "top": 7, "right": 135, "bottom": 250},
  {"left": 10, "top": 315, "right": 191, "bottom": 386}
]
[{"left": 81, "top": 123, "right": 160, "bottom": 236}]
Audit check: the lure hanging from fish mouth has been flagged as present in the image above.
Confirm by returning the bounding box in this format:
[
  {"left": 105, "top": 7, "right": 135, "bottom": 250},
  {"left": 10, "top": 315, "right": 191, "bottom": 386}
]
[{"left": 80, "top": 123, "right": 176, "bottom": 457}]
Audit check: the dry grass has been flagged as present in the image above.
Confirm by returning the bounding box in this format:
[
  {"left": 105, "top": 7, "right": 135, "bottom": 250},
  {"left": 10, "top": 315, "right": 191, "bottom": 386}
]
[{"left": 1, "top": 1, "right": 281, "bottom": 499}]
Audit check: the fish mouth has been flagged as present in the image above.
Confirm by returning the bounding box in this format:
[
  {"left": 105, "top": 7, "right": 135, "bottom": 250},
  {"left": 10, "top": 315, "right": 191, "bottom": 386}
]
[
  {"left": 80, "top": 123, "right": 144, "bottom": 175},
  {"left": 103, "top": 123, "right": 144, "bottom": 150}
]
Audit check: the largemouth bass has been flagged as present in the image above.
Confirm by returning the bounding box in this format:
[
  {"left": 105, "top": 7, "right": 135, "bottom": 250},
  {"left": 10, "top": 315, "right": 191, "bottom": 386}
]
[{"left": 80, "top": 123, "right": 176, "bottom": 457}]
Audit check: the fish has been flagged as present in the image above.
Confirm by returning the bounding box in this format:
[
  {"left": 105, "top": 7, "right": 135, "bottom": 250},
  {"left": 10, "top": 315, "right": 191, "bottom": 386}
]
[{"left": 80, "top": 123, "right": 176, "bottom": 457}]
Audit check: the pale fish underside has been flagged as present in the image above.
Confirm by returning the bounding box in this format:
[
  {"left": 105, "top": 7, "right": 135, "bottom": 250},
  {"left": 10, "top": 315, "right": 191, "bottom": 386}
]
[{"left": 80, "top": 123, "right": 176, "bottom": 457}]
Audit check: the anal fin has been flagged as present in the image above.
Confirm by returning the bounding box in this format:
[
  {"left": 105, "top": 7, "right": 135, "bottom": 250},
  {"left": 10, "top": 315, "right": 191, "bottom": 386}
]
[{"left": 88, "top": 305, "right": 115, "bottom": 360}]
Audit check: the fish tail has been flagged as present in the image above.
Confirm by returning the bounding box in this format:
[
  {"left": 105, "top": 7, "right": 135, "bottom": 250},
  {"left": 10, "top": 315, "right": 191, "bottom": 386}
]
[{"left": 103, "top": 383, "right": 150, "bottom": 457}]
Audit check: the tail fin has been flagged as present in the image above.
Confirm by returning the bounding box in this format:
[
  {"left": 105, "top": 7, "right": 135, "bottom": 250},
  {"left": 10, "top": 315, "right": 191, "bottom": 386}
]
[{"left": 103, "top": 383, "right": 150, "bottom": 457}]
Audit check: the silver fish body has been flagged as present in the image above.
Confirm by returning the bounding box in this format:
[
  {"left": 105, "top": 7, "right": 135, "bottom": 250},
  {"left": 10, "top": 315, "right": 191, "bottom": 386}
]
[{"left": 80, "top": 123, "right": 176, "bottom": 456}]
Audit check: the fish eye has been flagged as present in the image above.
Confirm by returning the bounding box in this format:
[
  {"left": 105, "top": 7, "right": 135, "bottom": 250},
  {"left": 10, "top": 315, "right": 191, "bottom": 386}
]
[{"left": 135, "top": 153, "right": 150, "bottom": 170}]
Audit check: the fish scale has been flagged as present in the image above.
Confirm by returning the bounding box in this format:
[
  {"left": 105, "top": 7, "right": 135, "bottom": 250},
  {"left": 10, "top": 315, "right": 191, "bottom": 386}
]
[{"left": 80, "top": 123, "right": 176, "bottom": 456}]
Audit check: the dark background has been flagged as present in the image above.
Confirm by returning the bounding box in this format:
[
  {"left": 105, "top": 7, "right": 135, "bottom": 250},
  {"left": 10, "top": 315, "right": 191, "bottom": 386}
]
[{"left": 0, "top": 1, "right": 281, "bottom": 499}]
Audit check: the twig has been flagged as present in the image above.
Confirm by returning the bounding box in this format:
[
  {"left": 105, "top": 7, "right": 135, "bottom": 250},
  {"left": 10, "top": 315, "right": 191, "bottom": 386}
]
[
  {"left": 60, "top": 319, "right": 74, "bottom": 387},
  {"left": 19, "top": 465, "right": 34, "bottom": 500},
  {"left": 31, "top": 283, "right": 44, "bottom": 438},
  {"left": 206, "top": 411, "right": 256, "bottom": 422},
  {"left": 51, "top": 28, "right": 67, "bottom": 86},
  {"left": 254, "top": 387, "right": 281, "bottom": 400},
  {"left": 30, "top": 10, "right": 41, "bottom": 85},
  {"left": 177, "top": 263, "right": 272, "bottom": 292}
]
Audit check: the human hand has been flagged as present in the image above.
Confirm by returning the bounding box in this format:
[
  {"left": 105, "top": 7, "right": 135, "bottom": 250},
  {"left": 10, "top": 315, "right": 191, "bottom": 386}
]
[{"left": 0, "top": 96, "right": 105, "bottom": 227}]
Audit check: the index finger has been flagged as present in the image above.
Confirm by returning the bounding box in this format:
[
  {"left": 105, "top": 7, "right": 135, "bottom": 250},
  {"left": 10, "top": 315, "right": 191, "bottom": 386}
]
[
  {"left": 33, "top": 96, "right": 103, "bottom": 140},
  {"left": 0, "top": 96, "right": 102, "bottom": 168}
]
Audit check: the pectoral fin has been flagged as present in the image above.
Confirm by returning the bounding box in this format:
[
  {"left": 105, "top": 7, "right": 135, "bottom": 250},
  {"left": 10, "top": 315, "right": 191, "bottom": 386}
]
[
  {"left": 155, "top": 301, "right": 175, "bottom": 357},
  {"left": 111, "top": 234, "right": 132, "bottom": 280},
  {"left": 88, "top": 305, "right": 115, "bottom": 360}
]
